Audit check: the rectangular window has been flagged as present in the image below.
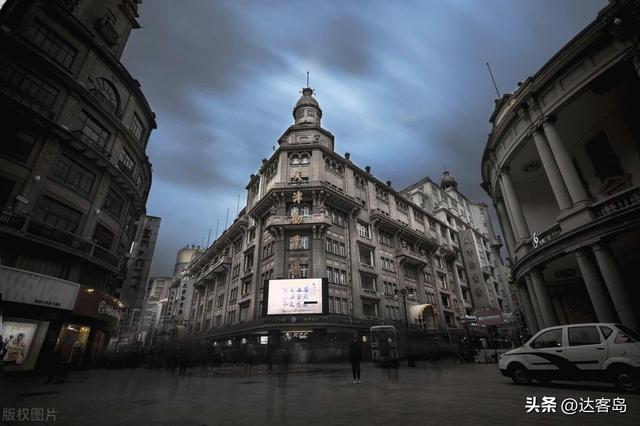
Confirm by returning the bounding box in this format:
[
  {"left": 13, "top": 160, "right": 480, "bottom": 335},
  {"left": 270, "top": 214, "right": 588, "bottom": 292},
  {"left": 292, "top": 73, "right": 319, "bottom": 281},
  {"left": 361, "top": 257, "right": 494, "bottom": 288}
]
[
  {"left": 229, "top": 287, "right": 238, "bottom": 302},
  {"left": 118, "top": 150, "right": 135, "bottom": 176},
  {"left": 52, "top": 155, "right": 96, "bottom": 196},
  {"left": 585, "top": 132, "right": 623, "bottom": 181},
  {"left": 93, "top": 223, "right": 114, "bottom": 249},
  {"left": 25, "top": 21, "right": 78, "bottom": 68},
  {"left": 379, "top": 231, "right": 393, "bottom": 247},
  {"left": 358, "top": 245, "right": 374, "bottom": 267},
  {"left": 404, "top": 264, "right": 418, "bottom": 280},
  {"left": 34, "top": 196, "right": 82, "bottom": 232},
  {"left": 75, "top": 111, "right": 110, "bottom": 149},
  {"left": 362, "top": 301, "right": 378, "bottom": 318},
  {"left": 289, "top": 235, "right": 309, "bottom": 250},
  {"left": 102, "top": 187, "right": 124, "bottom": 219},
  {"left": 329, "top": 208, "right": 345, "bottom": 227},
  {"left": 217, "top": 294, "right": 224, "bottom": 308},
  {"left": 232, "top": 264, "right": 240, "bottom": 278},
  {"left": 129, "top": 114, "right": 145, "bottom": 142},
  {"left": 356, "top": 221, "right": 370, "bottom": 239},
  {"left": 0, "top": 63, "right": 59, "bottom": 111},
  {"left": 0, "top": 131, "right": 36, "bottom": 163},
  {"left": 360, "top": 273, "right": 376, "bottom": 292}
]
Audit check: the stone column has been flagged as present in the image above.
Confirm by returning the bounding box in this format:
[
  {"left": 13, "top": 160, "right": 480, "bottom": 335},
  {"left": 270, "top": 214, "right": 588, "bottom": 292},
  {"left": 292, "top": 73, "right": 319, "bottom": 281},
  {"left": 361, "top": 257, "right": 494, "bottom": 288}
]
[
  {"left": 518, "top": 283, "right": 539, "bottom": 334},
  {"left": 493, "top": 198, "right": 517, "bottom": 257},
  {"left": 530, "top": 127, "right": 573, "bottom": 211},
  {"left": 529, "top": 269, "right": 559, "bottom": 327},
  {"left": 592, "top": 243, "right": 637, "bottom": 330},
  {"left": 540, "top": 116, "right": 590, "bottom": 205},
  {"left": 575, "top": 248, "right": 617, "bottom": 323},
  {"left": 499, "top": 167, "right": 530, "bottom": 241},
  {"left": 525, "top": 274, "right": 544, "bottom": 330}
]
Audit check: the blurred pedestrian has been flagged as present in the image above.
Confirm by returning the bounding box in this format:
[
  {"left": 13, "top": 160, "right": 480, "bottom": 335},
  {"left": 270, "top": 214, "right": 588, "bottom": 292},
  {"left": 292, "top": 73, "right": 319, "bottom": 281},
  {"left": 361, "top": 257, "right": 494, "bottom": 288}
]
[
  {"left": 349, "top": 335, "right": 362, "bottom": 384},
  {"left": 244, "top": 341, "right": 256, "bottom": 377}
]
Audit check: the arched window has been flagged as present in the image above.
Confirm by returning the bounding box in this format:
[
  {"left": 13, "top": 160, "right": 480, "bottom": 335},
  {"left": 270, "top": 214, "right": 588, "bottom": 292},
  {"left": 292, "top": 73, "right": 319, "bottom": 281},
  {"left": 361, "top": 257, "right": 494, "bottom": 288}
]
[
  {"left": 300, "top": 154, "right": 310, "bottom": 165},
  {"left": 96, "top": 78, "right": 120, "bottom": 110},
  {"left": 290, "top": 154, "right": 300, "bottom": 165}
]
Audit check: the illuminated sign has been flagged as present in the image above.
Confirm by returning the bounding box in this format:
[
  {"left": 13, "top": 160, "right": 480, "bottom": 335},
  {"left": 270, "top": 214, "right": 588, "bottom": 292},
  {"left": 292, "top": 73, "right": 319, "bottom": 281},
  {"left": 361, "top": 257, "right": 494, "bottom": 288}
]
[{"left": 265, "top": 278, "right": 327, "bottom": 315}]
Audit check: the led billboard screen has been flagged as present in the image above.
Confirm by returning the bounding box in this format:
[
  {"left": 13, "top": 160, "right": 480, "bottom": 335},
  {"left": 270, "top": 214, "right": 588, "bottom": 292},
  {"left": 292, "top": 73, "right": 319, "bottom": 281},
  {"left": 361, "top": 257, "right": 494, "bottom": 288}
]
[{"left": 265, "top": 278, "right": 327, "bottom": 315}]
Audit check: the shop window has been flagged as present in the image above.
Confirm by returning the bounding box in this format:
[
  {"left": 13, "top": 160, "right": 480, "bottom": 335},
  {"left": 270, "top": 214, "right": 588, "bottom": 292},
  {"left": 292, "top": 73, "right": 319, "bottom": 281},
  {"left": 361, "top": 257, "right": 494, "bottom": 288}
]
[{"left": 55, "top": 324, "right": 90, "bottom": 367}]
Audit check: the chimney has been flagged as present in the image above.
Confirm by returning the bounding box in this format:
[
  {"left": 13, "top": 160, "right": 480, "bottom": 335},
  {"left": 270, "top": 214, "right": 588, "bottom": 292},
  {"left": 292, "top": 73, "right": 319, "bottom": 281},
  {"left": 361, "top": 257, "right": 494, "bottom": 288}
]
[{"left": 365, "top": 166, "right": 371, "bottom": 173}]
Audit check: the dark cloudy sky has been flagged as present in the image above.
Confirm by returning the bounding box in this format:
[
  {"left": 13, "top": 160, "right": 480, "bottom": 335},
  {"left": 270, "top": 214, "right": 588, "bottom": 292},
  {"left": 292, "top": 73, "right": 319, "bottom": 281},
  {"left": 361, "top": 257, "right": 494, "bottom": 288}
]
[{"left": 121, "top": 0, "right": 607, "bottom": 277}]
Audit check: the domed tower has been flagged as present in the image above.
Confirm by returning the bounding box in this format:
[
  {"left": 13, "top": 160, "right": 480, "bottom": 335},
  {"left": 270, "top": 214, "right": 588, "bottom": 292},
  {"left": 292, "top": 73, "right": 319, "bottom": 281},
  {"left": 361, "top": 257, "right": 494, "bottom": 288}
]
[
  {"left": 441, "top": 170, "right": 458, "bottom": 192},
  {"left": 278, "top": 86, "right": 335, "bottom": 151},
  {"left": 293, "top": 87, "right": 322, "bottom": 126}
]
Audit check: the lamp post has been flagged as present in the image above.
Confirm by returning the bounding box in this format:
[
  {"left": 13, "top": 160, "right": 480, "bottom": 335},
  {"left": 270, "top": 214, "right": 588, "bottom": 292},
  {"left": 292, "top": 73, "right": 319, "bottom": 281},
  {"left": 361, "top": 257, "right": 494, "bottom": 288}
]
[{"left": 395, "top": 288, "right": 416, "bottom": 367}]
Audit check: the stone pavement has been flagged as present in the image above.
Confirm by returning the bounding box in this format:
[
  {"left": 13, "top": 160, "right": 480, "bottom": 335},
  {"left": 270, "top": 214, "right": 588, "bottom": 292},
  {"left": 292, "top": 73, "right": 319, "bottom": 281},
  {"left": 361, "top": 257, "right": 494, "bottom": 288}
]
[{"left": 1, "top": 360, "right": 639, "bottom": 425}]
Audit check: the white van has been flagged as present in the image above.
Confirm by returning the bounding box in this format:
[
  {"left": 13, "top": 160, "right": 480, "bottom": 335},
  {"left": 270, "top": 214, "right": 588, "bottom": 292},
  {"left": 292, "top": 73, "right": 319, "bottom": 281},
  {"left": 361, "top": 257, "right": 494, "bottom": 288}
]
[{"left": 498, "top": 323, "right": 640, "bottom": 391}]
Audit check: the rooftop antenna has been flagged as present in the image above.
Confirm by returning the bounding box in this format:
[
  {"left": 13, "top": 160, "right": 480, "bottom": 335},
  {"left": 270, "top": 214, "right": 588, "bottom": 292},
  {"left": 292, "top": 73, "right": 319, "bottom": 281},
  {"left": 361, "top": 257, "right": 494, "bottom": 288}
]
[
  {"left": 236, "top": 194, "right": 240, "bottom": 217},
  {"left": 486, "top": 62, "right": 501, "bottom": 99},
  {"left": 306, "top": 71, "right": 309, "bottom": 88},
  {"left": 214, "top": 218, "right": 219, "bottom": 240},
  {"left": 206, "top": 227, "right": 212, "bottom": 247},
  {"left": 224, "top": 207, "right": 229, "bottom": 230}
]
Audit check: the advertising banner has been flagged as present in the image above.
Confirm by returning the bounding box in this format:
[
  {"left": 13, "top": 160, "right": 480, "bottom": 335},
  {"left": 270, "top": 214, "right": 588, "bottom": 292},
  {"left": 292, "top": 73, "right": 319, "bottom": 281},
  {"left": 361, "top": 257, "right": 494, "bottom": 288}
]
[
  {"left": 2, "top": 321, "right": 38, "bottom": 365},
  {"left": 266, "top": 278, "right": 327, "bottom": 315},
  {"left": 0, "top": 266, "right": 79, "bottom": 310}
]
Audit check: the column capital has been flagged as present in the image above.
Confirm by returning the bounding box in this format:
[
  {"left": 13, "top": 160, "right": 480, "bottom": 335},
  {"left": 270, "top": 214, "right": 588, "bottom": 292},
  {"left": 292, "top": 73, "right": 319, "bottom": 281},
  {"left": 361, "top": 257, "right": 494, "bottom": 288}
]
[
  {"left": 540, "top": 114, "right": 557, "bottom": 126},
  {"left": 499, "top": 166, "right": 511, "bottom": 176}
]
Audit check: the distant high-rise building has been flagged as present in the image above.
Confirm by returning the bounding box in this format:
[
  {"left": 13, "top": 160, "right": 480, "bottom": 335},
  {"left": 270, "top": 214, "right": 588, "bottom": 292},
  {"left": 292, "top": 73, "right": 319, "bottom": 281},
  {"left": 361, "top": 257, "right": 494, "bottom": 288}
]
[
  {"left": 118, "top": 215, "right": 161, "bottom": 346},
  {"left": 140, "top": 275, "right": 172, "bottom": 346},
  {"left": 0, "top": 0, "right": 156, "bottom": 371}
]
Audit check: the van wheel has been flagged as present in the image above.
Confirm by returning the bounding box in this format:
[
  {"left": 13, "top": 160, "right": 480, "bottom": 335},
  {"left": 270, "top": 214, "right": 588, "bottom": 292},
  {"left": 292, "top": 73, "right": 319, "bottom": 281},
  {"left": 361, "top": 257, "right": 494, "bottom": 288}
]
[
  {"left": 509, "top": 363, "right": 531, "bottom": 385},
  {"left": 611, "top": 366, "right": 639, "bottom": 392}
]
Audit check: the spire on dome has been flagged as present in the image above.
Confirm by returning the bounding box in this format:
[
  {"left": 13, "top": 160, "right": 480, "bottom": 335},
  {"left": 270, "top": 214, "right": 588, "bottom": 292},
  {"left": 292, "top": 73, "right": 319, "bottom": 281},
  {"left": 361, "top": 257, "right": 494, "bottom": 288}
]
[
  {"left": 293, "top": 84, "right": 322, "bottom": 126},
  {"left": 441, "top": 170, "right": 458, "bottom": 191}
]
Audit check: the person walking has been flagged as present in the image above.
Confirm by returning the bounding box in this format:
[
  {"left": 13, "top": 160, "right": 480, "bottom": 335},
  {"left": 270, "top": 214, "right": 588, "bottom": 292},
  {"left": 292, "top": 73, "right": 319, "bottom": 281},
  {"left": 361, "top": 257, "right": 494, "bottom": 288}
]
[{"left": 349, "top": 335, "right": 363, "bottom": 384}]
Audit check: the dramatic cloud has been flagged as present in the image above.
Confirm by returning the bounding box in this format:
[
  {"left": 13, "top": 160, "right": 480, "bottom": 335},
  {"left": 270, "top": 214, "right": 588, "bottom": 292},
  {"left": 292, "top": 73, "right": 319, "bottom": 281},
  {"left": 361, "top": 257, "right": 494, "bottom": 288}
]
[{"left": 121, "top": 0, "right": 607, "bottom": 276}]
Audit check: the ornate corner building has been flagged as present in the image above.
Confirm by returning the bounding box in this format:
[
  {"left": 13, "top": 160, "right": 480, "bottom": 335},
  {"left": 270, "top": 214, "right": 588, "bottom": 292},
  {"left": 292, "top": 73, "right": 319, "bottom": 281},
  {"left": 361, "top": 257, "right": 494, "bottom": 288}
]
[
  {"left": 0, "top": 0, "right": 157, "bottom": 370},
  {"left": 184, "top": 86, "right": 516, "bottom": 343},
  {"left": 481, "top": 0, "right": 640, "bottom": 334}
]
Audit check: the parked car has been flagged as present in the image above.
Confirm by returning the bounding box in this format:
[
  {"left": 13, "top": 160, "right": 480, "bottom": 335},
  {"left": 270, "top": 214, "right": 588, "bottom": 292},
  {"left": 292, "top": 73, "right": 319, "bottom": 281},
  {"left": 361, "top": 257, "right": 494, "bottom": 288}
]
[{"left": 498, "top": 323, "right": 640, "bottom": 391}]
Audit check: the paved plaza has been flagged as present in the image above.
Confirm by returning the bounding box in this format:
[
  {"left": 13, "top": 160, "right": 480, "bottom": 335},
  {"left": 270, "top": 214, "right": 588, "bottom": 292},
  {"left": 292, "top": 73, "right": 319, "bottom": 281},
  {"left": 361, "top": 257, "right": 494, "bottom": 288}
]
[{"left": 1, "top": 361, "right": 639, "bottom": 425}]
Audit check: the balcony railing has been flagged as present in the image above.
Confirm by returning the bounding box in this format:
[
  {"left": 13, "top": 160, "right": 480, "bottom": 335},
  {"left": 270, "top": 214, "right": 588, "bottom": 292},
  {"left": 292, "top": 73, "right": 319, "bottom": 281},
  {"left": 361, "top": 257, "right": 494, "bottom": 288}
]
[
  {"left": 592, "top": 186, "right": 640, "bottom": 218},
  {"left": 265, "top": 213, "right": 332, "bottom": 228},
  {"left": 0, "top": 210, "right": 120, "bottom": 270},
  {"left": 395, "top": 246, "right": 429, "bottom": 264},
  {"left": 71, "top": 130, "right": 111, "bottom": 158},
  {"left": 536, "top": 223, "right": 561, "bottom": 247}
]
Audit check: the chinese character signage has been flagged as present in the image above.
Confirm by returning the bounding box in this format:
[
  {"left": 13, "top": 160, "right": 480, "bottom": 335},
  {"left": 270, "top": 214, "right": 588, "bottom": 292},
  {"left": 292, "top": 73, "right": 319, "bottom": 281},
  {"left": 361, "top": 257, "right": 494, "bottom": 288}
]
[{"left": 266, "top": 278, "right": 326, "bottom": 315}]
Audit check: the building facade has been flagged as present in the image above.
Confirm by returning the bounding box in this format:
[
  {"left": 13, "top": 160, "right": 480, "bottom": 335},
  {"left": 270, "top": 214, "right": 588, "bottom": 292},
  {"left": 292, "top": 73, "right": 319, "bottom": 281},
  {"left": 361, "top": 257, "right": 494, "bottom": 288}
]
[
  {"left": 184, "top": 86, "right": 515, "bottom": 348},
  {"left": 117, "top": 214, "right": 161, "bottom": 346},
  {"left": 0, "top": 0, "right": 156, "bottom": 371},
  {"left": 481, "top": 0, "right": 640, "bottom": 334},
  {"left": 161, "top": 245, "right": 202, "bottom": 332},
  {"left": 139, "top": 275, "right": 172, "bottom": 347}
]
